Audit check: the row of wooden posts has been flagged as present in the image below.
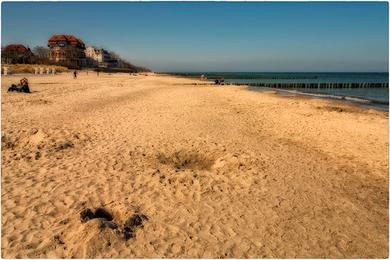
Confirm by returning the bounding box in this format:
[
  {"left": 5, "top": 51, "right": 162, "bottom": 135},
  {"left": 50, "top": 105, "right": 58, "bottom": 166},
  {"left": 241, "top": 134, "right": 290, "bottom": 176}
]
[
  {"left": 229, "top": 82, "right": 389, "bottom": 89},
  {"left": 1, "top": 67, "right": 57, "bottom": 76}
]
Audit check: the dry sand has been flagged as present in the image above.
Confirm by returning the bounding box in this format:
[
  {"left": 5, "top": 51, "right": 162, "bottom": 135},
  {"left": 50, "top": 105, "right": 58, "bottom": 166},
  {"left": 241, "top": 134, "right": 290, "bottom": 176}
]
[{"left": 1, "top": 72, "right": 388, "bottom": 258}]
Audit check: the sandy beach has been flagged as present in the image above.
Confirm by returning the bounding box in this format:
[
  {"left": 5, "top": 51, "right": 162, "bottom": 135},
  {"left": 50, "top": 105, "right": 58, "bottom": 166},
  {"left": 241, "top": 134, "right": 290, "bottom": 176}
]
[{"left": 1, "top": 72, "right": 388, "bottom": 258}]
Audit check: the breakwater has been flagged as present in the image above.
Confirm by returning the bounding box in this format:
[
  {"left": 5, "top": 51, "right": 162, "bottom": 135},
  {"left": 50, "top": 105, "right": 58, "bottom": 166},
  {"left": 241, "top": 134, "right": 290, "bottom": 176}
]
[{"left": 231, "top": 82, "right": 389, "bottom": 88}]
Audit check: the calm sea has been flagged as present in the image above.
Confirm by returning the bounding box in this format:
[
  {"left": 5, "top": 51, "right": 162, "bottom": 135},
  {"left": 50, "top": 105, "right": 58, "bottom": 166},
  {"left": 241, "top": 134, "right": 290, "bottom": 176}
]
[{"left": 173, "top": 72, "right": 389, "bottom": 105}]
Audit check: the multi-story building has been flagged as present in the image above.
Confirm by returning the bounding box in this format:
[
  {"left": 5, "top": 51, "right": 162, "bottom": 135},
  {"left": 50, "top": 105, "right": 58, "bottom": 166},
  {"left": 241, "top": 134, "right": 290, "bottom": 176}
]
[
  {"left": 48, "top": 34, "right": 86, "bottom": 67},
  {"left": 85, "top": 46, "right": 120, "bottom": 68}
]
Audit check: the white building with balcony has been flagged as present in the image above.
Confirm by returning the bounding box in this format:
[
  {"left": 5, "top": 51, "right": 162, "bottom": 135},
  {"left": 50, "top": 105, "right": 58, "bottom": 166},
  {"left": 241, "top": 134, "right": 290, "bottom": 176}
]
[{"left": 85, "top": 46, "right": 118, "bottom": 68}]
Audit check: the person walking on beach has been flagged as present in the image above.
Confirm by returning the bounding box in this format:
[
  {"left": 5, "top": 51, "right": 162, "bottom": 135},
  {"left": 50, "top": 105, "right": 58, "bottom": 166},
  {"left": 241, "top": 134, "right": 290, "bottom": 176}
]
[{"left": 73, "top": 70, "right": 78, "bottom": 79}]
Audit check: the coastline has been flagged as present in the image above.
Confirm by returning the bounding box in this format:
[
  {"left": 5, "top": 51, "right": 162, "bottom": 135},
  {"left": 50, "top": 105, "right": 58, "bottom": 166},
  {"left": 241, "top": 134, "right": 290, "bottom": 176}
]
[
  {"left": 164, "top": 72, "right": 389, "bottom": 108},
  {"left": 164, "top": 73, "right": 389, "bottom": 111},
  {"left": 1, "top": 72, "right": 388, "bottom": 258},
  {"left": 248, "top": 86, "right": 389, "bottom": 112}
]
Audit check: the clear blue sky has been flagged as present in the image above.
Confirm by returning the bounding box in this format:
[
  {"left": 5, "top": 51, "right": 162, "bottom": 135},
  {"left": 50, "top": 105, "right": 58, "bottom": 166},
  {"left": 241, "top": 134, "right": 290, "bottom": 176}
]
[{"left": 1, "top": 2, "right": 389, "bottom": 72}]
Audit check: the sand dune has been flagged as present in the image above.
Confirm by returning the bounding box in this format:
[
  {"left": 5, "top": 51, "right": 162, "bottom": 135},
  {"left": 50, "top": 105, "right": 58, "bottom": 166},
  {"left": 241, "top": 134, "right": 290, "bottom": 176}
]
[{"left": 1, "top": 72, "right": 388, "bottom": 258}]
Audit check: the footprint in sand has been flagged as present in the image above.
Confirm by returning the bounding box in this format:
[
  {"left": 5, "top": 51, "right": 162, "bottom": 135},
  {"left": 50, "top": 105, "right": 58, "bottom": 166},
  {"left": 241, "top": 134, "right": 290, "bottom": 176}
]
[
  {"left": 156, "top": 149, "right": 215, "bottom": 171},
  {"left": 79, "top": 207, "right": 149, "bottom": 241}
]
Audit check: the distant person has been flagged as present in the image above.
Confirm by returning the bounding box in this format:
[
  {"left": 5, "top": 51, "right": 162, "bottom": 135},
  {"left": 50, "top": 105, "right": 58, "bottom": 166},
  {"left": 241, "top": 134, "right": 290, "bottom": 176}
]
[
  {"left": 97, "top": 70, "right": 100, "bottom": 77},
  {"left": 73, "top": 70, "right": 78, "bottom": 79}
]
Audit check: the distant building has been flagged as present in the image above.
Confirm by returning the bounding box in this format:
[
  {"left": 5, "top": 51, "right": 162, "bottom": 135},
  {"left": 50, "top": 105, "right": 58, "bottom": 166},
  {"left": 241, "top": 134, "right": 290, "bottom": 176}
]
[
  {"left": 2, "top": 44, "right": 33, "bottom": 64},
  {"left": 85, "top": 46, "right": 121, "bottom": 68},
  {"left": 48, "top": 34, "right": 86, "bottom": 67},
  {"left": 85, "top": 46, "right": 110, "bottom": 67}
]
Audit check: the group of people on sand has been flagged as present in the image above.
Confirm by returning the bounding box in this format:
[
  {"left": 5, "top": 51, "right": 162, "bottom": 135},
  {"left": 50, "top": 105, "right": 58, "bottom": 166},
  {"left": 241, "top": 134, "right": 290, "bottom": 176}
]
[
  {"left": 8, "top": 70, "right": 93, "bottom": 94},
  {"left": 8, "top": 78, "right": 31, "bottom": 93},
  {"left": 214, "top": 77, "right": 225, "bottom": 85},
  {"left": 200, "top": 74, "right": 225, "bottom": 85}
]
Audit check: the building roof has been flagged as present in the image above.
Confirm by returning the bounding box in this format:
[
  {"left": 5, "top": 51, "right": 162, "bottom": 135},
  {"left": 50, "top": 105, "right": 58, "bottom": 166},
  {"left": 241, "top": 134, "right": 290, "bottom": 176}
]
[
  {"left": 48, "top": 34, "right": 85, "bottom": 46},
  {"left": 4, "top": 44, "right": 31, "bottom": 54}
]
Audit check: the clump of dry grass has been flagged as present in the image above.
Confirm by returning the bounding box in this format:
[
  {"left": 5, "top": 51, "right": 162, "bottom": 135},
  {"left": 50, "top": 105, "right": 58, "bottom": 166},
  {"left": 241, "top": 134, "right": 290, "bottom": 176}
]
[{"left": 1, "top": 64, "right": 69, "bottom": 74}]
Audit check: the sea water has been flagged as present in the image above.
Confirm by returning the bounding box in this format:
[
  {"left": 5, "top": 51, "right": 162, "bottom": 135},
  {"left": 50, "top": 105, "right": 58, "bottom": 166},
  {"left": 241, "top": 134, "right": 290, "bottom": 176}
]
[
  {"left": 174, "top": 72, "right": 389, "bottom": 104},
  {"left": 282, "top": 87, "right": 388, "bottom": 104}
]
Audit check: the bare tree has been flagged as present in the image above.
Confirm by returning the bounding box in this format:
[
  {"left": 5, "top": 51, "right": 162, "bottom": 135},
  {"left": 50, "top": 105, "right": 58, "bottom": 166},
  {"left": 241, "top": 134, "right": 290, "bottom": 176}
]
[
  {"left": 33, "top": 46, "right": 49, "bottom": 59},
  {"left": 2, "top": 48, "right": 21, "bottom": 64}
]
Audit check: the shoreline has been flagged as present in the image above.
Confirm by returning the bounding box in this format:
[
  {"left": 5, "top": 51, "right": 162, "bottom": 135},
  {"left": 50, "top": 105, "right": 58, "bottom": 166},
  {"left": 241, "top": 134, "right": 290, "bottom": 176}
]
[
  {"left": 162, "top": 72, "right": 389, "bottom": 109},
  {"left": 161, "top": 75, "right": 389, "bottom": 112},
  {"left": 2, "top": 71, "right": 389, "bottom": 112},
  {"left": 248, "top": 86, "right": 389, "bottom": 112}
]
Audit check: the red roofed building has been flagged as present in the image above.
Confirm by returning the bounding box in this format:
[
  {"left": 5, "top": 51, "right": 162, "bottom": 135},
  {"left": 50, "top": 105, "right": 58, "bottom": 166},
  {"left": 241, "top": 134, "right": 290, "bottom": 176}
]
[
  {"left": 2, "top": 44, "right": 33, "bottom": 64},
  {"left": 48, "top": 34, "right": 86, "bottom": 67}
]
